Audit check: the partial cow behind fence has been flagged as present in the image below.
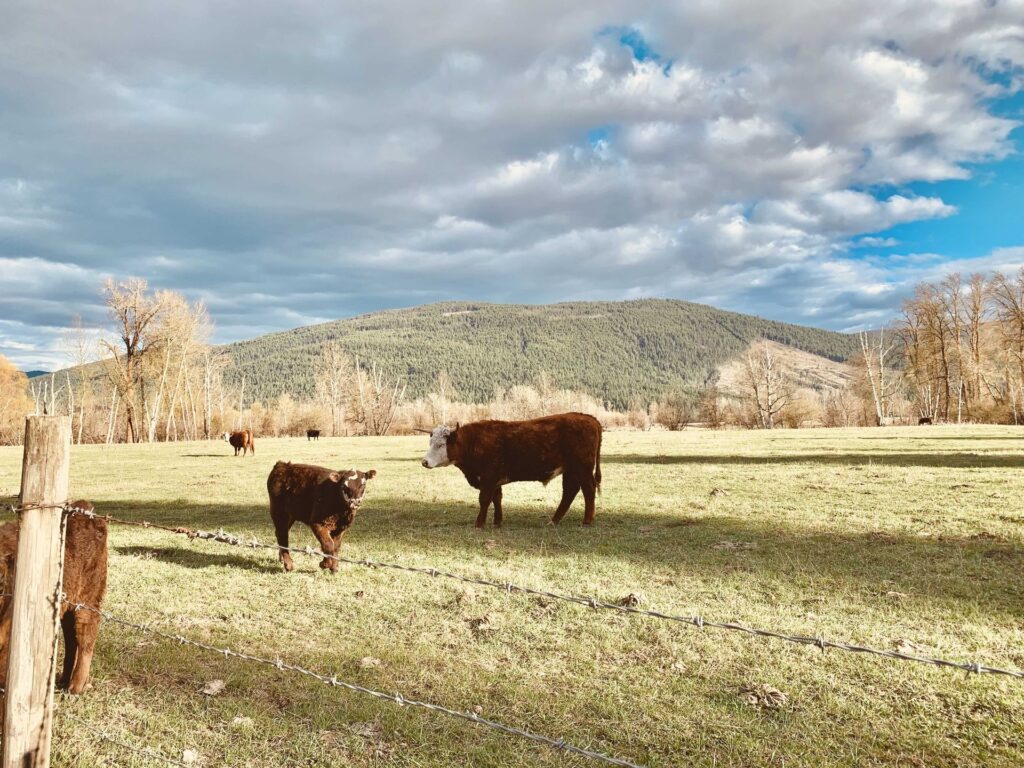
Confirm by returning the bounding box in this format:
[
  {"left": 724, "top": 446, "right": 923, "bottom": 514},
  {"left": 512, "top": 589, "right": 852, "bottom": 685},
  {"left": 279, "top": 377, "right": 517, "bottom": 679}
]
[{"left": 0, "top": 500, "right": 109, "bottom": 694}]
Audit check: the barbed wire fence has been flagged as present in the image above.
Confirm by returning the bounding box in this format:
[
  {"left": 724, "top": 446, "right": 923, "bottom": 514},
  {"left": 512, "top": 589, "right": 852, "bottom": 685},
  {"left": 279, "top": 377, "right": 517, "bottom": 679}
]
[
  {"left": 39, "top": 502, "right": 1024, "bottom": 680},
  {"left": 2, "top": 498, "right": 1023, "bottom": 767}
]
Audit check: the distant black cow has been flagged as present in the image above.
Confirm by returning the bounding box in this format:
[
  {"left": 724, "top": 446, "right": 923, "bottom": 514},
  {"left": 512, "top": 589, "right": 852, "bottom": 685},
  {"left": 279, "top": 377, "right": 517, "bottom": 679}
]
[
  {"left": 307, "top": 429, "right": 321, "bottom": 441},
  {"left": 918, "top": 417, "right": 933, "bottom": 425},
  {"left": 267, "top": 461, "right": 376, "bottom": 572},
  {"left": 420, "top": 412, "right": 602, "bottom": 528}
]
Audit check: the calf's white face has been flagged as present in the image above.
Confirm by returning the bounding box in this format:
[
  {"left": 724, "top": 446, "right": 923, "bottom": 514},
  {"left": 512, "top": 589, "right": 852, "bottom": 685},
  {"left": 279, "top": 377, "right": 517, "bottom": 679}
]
[
  {"left": 221, "top": 432, "right": 230, "bottom": 441},
  {"left": 421, "top": 426, "right": 452, "bottom": 469}
]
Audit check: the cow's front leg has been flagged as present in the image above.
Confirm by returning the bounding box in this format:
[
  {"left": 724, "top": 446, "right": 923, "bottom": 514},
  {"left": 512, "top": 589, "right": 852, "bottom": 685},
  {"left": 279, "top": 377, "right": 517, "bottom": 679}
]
[
  {"left": 492, "top": 486, "right": 503, "bottom": 528},
  {"left": 476, "top": 486, "right": 495, "bottom": 529},
  {"left": 312, "top": 523, "right": 339, "bottom": 572},
  {"left": 272, "top": 510, "right": 295, "bottom": 572}
]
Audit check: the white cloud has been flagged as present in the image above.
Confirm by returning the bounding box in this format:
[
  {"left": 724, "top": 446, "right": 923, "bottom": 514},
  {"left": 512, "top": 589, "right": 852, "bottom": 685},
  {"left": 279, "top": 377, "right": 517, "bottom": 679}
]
[{"left": 0, "top": 0, "right": 1022, "bottom": 368}]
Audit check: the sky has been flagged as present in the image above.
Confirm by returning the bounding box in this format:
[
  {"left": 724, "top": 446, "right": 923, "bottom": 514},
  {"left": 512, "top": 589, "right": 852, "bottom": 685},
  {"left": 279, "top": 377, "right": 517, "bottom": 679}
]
[{"left": 1, "top": 0, "right": 1023, "bottom": 371}]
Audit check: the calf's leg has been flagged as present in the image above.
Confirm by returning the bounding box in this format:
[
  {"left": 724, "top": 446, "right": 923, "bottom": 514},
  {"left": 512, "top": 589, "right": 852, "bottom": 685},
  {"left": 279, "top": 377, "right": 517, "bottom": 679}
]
[
  {"left": 67, "top": 610, "right": 101, "bottom": 694},
  {"left": 476, "top": 486, "right": 494, "bottom": 529},
  {"left": 59, "top": 610, "right": 78, "bottom": 689},
  {"left": 550, "top": 475, "right": 581, "bottom": 525},
  {"left": 311, "top": 523, "right": 339, "bottom": 572},
  {"left": 492, "top": 486, "right": 503, "bottom": 528},
  {"left": 272, "top": 510, "right": 295, "bottom": 572}
]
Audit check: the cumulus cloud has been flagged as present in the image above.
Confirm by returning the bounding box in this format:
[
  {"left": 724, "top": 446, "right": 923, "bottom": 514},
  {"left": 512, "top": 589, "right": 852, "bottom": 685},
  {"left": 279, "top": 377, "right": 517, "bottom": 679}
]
[{"left": 0, "top": 0, "right": 1022, "bottom": 368}]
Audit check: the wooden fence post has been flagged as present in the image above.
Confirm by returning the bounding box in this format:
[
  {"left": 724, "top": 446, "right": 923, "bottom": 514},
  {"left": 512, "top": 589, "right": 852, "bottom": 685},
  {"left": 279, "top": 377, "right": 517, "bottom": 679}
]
[{"left": 2, "top": 415, "right": 71, "bottom": 768}]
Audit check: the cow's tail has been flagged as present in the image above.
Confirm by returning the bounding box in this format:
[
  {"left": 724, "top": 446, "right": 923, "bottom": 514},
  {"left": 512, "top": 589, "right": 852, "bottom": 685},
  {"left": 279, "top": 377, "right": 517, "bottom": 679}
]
[{"left": 594, "top": 430, "right": 602, "bottom": 495}]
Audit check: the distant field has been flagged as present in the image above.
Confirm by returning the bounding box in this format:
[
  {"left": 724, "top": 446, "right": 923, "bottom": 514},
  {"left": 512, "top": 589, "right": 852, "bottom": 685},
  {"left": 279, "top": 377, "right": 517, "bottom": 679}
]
[{"left": 1, "top": 427, "right": 1023, "bottom": 767}]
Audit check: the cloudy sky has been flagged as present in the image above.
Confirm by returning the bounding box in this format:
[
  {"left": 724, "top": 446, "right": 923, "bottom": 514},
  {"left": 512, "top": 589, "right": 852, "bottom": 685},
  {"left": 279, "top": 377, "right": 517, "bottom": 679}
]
[{"left": 2, "top": 1, "right": 1023, "bottom": 370}]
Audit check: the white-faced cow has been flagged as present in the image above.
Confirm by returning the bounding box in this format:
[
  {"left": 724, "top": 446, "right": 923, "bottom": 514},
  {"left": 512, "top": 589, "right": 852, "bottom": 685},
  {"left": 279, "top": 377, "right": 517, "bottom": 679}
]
[{"left": 420, "top": 412, "right": 602, "bottom": 528}]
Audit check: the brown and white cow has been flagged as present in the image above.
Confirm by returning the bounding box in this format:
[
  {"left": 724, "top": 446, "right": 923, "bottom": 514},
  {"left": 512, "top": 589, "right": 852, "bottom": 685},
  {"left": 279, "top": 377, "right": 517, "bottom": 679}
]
[
  {"left": 420, "top": 412, "right": 602, "bottom": 528},
  {"left": 267, "top": 461, "right": 376, "bottom": 572},
  {"left": 223, "top": 429, "right": 255, "bottom": 456},
  {"left": 0, "top": 500, "right": 108, "bottom": 694}
]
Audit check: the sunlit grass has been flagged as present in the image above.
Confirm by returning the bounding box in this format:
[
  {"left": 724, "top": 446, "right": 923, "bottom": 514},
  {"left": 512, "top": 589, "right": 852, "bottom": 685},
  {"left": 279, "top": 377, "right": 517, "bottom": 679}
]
[{"left": 1, "top": 425, "right": 1022, "bottom": 767}]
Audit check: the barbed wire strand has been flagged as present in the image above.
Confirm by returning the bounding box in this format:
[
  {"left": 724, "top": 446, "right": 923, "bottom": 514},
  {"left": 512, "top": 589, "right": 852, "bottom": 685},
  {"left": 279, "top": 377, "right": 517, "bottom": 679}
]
[
  {"left": 48, "top": 503, "right": 1023, "bottom": 681},
  {"left": 66, "top": 600, "right": 644, "bottom": 768}
]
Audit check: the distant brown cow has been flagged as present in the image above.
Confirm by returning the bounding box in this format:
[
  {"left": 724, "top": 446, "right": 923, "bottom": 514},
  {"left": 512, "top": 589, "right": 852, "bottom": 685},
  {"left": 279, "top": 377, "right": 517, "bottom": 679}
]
[
  {"left": 918, "top": 416, "right": 933, "bottom": 425},
  {"left": 307, "top": 429, "right": 321, "bottom": 441},
  {"left": 223, "top": 429, "right": 255, "bottom": 456},
  {"left": 420, "top": 412, "right": 602, "bottom": 528},
  {"left": 267, "top": 461, "right": 376, "bottom": 572},
  {"left": 0, "top": 500, "right": 108, "bottom": 694}
]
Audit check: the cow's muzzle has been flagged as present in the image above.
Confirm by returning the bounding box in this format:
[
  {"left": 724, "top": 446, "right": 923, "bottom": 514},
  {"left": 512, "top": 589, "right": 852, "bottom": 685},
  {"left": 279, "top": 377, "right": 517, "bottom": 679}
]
[{"left": 421, "top": 459, "right": 430, "bottom": 469}]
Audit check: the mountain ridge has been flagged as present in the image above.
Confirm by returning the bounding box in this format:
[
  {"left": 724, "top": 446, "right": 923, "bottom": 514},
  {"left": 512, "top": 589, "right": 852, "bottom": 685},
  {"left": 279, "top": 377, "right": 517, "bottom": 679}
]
[{"left": 222, "top": 298, "right": 859, "bottom": 409}]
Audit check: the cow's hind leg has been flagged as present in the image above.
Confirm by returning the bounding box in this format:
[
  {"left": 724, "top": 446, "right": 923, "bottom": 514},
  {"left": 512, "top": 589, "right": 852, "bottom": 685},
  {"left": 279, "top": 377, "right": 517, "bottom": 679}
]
[
  {"left": 59, "top": 610, "right": 77, "bottom": 689},
  {"left": 550, "top": 475, "right": 581, "bottom": 525},
  {"left": 272, "top": 510, "right": 295, "bottom": 572},
  {"left": 492, "top": 486, "right": 503, "bottom": 528},
  {"left": 579, "top": 472, "right": 597, "bottom": 526},
  {"left": 476, "top": 486, "right": 494, "bottom": 529},
  {"left": 67, "top": 610, "right": 100, "bottom": 694}
]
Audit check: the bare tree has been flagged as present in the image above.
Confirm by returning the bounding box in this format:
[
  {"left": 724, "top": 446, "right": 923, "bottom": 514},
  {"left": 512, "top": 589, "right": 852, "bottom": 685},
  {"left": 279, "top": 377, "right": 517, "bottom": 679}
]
[
  {"left": 858, "top": 329, "right": 897, "bottom": 426},
  {"left": 741, "top": 342, "right": 791, "bottom": 429},
  {"left": 100, "top": 278, "right": 169, "bottom": 442},
  {"left": 313, "top": 340, "right": 352, "bottom": 436},
  {"left": 349, "top": 358, "right": 406, "bottom": 436}
]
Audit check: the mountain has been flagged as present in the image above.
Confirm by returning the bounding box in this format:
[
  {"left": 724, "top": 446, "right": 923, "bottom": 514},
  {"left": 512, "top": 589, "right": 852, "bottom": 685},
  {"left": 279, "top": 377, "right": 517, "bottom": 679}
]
[
  {"left": 223, "top": 299, "right": 859, "bottom": 409},
  {"left": 23, "top": 370, "right": 49, "bottom": 379}
]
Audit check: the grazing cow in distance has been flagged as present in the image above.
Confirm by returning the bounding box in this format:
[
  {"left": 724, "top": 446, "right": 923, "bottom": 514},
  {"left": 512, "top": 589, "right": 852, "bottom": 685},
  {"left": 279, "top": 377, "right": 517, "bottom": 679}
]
[
  {"left": 420, "top": 412, "right": 602, "bottom": 528},
  {"left": 267, "top": 461, "right": 376, "bottom": 572},
  {"left": 918, "top": 416, "right": 933, "bottom": 426},
  {"left": 307, "top": 429, "right": 321, "bottom": 441},
  {"left": 223, "top": 429, "right": 255, "bottom": 456},
  {"left": 0, "top": 500, "right": 108, "bottom": 694}
]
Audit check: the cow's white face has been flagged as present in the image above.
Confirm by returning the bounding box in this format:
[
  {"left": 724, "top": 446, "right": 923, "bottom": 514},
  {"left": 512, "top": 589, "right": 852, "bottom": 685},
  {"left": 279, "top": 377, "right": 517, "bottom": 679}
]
[
  {"left": 221, "top": 432, "right": 230, "bottom": 441},
  {"left": 421, "top": 426, "right": 452, "bottom": 469}
]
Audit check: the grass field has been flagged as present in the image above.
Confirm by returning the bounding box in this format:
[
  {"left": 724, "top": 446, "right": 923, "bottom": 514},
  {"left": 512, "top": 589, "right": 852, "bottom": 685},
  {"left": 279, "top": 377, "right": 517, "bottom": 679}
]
[{"left": 1, "top": 426, "right": 1023, "bottom": 767}]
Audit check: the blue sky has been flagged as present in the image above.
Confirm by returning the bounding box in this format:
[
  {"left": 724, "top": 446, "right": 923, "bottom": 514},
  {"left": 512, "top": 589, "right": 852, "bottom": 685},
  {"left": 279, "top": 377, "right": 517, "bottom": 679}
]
[{"left": 1, "top": 1, "right": 1022, "bottom": 370}]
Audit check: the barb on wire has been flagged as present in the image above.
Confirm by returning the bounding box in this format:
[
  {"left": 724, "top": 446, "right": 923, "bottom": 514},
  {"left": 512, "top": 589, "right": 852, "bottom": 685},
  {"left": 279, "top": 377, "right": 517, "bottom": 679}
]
[
  {"left": 67, "top": 507, "right": 1024, "bottom": 681},
  {"left": 62, "top": 711, "right": 193, "bottom": 767},
  {"left": 68, "top": 601, "right": 644, "bottom": 768}
]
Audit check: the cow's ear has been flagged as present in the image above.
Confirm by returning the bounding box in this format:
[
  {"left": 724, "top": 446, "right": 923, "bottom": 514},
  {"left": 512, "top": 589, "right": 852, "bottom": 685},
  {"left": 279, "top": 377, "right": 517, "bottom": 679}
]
[
  {"left": 328, "top": 471, "right": 341, "bottom": 483},
  {"left": 365, "top": 469, "right": 377, "bottom": 480}
]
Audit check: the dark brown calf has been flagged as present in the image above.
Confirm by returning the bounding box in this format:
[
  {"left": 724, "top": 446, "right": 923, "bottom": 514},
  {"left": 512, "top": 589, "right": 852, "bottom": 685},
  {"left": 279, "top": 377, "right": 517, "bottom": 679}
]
[
  {"left": 0, "top": 500, "right": 108, "bottom": 694},
  {"left": 420, "top": 412, "right": 603, "bottom": 528},
  {"left": 224, "top": 429, "right": 255, "bottom": 456},
  {"left": 267, "top": 461, "right": 376, "bottom": 572}
]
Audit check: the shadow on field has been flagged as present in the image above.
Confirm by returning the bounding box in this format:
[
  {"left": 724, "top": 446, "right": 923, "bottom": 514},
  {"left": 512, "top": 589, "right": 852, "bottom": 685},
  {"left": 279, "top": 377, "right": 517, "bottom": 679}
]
[
  {"left": 602, "top": 452, "right": 1024, "bottom": 468},
  {"left": 116, "top": 544, "right": 280, "bottom": 573},
  {"left": 92, "top": 495, "right": 1024, "bottom": 617}
]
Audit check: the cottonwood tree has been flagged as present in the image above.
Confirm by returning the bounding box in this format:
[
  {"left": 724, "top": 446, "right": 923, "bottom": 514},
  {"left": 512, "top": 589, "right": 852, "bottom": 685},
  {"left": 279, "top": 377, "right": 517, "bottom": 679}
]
[
  {"left": 313, "top": 340, "right": 352, "bottom": 436},
  {"left": 0, "top": 355, "right": 32, "bottom": 444},
  {"left": 741, "top": 342, "right": 790, "bottom": 429},
  {"left": 349, "top": 357, "right": 406, "bottom": 436},
  {"left": 857, "top": 330, "right": 897, "bottom": 426},
  {"left": 101, "top": 278, "right": 170, "bottom": 442}
]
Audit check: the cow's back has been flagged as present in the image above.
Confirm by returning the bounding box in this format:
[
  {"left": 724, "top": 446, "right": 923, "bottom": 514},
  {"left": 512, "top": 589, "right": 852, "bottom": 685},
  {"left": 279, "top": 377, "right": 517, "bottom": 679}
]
[
  {"left": 461, "top": 413, "right": 601, "bottom": 481},
  {"left": 63, "top": 503, "right": 109, "bottom": 608}
]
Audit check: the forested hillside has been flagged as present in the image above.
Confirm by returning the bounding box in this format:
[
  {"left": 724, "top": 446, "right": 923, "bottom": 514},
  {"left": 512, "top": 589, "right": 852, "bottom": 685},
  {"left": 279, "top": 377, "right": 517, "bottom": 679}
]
[{"left": 224, "top": 299, "right": 858, "bottom": 409}]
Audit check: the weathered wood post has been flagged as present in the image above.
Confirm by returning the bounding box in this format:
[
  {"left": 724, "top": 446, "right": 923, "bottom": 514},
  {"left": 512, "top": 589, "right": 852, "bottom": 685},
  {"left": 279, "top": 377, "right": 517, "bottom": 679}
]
[{"left": 2, "top": 415, "right": 71, "bottom": 768}]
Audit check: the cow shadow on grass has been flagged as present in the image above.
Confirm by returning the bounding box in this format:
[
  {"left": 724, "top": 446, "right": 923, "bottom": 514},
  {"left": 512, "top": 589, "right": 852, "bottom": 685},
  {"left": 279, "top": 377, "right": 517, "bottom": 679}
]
[
  {"left": 115, "top": 544, "right": 280, "bottom": 573},
  {"left": 602, "top": 452, "right": 1024, "bottom": 469},
  {"left": 91, "top": 495, "right": 1024, "bottom": 620}
]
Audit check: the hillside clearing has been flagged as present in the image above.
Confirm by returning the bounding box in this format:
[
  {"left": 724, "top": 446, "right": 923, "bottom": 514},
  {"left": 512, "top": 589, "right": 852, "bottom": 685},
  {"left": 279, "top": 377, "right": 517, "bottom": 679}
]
[{"left": 1, "top": 426, "right": 1022, "bottom": 767}]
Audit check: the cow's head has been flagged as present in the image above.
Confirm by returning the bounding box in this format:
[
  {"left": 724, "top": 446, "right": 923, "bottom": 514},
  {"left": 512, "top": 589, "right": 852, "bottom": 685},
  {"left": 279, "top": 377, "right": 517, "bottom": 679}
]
[
  {"left": 328, "top": 469, "right": 377, "bottom": 510},
  {"left": 420, "top": 425, "right": 457, "bottom": 468},
  {"left": 221, "top": 432, "right": 230, "bottom": 441}
]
